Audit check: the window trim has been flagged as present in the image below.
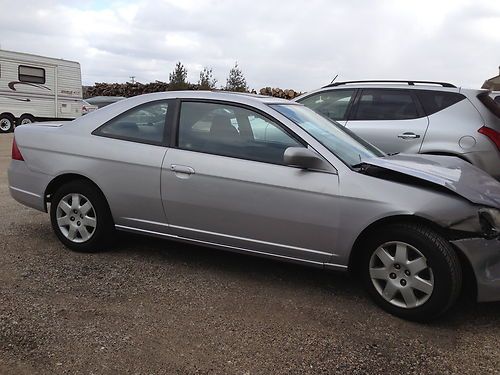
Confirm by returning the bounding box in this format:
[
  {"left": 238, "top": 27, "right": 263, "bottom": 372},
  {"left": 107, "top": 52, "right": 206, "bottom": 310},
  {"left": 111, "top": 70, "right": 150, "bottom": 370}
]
[
  {"left": 349, "top": 88, "right": 426, "bottom": 121},
  {"left": 18, "top": 65, "right": 46, "bottom": 84},
  {"left": 296, "top": 88, "right": 358, "bottom": 122},
  {"left": 174, "top": 99, "right": 308, "bottom": 166},
  {"left": 92, "top": 99, "right": 175, "bottom": 146}
]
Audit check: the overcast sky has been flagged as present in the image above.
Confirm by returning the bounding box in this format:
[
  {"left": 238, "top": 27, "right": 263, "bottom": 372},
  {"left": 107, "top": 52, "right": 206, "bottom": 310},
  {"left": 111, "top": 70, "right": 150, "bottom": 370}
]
[{"left": 1, "top": 0, "right": 499, "bottom": 91}]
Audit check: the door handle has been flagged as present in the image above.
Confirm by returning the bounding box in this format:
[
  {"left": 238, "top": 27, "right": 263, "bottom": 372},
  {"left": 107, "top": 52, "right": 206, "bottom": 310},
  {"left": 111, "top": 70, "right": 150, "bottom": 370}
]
[
  {"left": 397, "top": 132, "right": 420, "bottom": 140},
  {"left": 170, "top": 164, "right": 195, "bottom": 175}
]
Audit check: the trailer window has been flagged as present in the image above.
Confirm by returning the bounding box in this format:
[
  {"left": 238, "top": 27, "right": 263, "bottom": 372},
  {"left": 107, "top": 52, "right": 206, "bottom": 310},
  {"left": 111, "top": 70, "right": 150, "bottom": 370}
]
[{"left": 18, "top": 65, "right": 45, "bottom": 84}]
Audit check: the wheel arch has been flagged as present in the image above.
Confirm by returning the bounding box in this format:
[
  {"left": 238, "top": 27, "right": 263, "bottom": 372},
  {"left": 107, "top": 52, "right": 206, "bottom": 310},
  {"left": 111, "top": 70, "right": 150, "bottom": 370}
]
[
  {"left": 0, "top": 112, "right": 15, "bottom": 118},
  {"left": 347, "top": 214, "right": 476, "bottom": 297},
  {"left": 19, "top": 113, "right": 35, "bottom": 119},
  {"left": 44, "top": 173, "right": 109, "bottom": 212}
]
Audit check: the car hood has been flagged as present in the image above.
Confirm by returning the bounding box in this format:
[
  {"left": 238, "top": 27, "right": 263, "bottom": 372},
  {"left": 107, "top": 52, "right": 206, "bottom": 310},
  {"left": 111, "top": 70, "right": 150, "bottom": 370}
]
[{"left": 362, "top": 154, "right": 500, "bottom": 208}]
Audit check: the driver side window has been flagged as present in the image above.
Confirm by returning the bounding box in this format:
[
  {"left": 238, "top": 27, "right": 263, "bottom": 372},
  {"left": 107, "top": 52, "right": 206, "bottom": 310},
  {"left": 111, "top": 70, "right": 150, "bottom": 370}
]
[{"left": 178, "top": 102, "right": 304, "bottom": 165}]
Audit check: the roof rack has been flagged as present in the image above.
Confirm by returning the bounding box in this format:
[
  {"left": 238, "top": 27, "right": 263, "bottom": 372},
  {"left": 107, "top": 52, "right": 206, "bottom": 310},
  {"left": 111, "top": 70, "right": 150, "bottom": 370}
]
[{"left": 324, "top": 80, "right": 457, "bottom": 88}]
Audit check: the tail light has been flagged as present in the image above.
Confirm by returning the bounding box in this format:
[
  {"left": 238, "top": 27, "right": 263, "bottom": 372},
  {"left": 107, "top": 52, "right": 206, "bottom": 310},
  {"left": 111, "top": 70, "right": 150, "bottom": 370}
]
[
  {"left": 478, "top": 126, "right": 500, "bottom": 151},
  {"left": 12, "top": 137, "right": 24, "bottom": 161}
]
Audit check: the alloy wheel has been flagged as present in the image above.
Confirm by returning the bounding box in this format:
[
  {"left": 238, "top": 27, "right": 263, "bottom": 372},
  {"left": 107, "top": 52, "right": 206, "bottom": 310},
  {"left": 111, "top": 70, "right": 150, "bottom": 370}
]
[
  {"left": 369, "top": 241, "right": 434, "bottom": 309},
  {"left": 56, "top": 193, "right": 97, "bottom": 243}
]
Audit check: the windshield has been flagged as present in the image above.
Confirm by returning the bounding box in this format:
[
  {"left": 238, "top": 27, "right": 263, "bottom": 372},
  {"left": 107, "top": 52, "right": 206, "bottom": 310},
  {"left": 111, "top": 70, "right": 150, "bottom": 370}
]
[{"left": 271, "top": 104, "right": 384, "bottom": 167}]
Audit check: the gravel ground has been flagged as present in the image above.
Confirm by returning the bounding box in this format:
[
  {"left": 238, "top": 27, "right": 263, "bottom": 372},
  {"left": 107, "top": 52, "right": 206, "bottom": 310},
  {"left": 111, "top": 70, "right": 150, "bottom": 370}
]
[{"left": 0, "top": 132, "right": 499, "bottom": 374}]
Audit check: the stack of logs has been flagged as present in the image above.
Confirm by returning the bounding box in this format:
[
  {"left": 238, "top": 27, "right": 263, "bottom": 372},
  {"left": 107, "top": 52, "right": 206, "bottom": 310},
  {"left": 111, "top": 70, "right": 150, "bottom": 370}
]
[
  {"left": 83, "top": 82, "right": 302, "bottom": 100},
  {"left": 84, "top": 81, "right": 199, "bottom": 98},
  {"left": 259, "top": 87, "right": 302, "bottom": 99}
]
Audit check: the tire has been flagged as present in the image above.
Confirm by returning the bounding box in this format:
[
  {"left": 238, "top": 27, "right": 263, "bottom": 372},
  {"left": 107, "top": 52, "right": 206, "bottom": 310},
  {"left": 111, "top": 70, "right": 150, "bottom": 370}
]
[
  {"left": 0, "top": 113, "right": 15, "bottom": 133},
  {"left": 360, "top": 223, "right": 462, "bottom": 322},
  {"left": 50, "top": 180, "right": 114, "bottom": 252},
  {"left": 18, "top": 114, "right": 35, "bottom": 126}
]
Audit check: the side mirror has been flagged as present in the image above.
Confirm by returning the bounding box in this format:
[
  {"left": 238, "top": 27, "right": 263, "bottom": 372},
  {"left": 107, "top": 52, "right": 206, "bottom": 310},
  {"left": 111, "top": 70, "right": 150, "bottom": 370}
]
[{"left": 284, "top": 147, "right": 333, "bottom": 172}]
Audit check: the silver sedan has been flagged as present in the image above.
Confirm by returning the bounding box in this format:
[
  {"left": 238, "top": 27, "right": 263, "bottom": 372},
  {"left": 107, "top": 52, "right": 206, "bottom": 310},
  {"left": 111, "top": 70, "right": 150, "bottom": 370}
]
[{"left": 8, "top": 91, "right": 500, "bottom": 321}]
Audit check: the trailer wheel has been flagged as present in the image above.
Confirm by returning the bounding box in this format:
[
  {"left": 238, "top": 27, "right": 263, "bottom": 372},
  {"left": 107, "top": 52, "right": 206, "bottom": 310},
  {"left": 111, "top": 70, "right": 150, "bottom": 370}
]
[
  {"left": 0, "top": 113, "right": 15, "bottom": 133},
  {"left": 18, "top": 114, "right": 35, "bottom": 126}
]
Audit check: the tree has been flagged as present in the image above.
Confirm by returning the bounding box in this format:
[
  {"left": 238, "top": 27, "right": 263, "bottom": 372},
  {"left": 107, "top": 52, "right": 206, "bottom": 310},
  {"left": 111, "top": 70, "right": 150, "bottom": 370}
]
[
  {"left": 169, "top": 62, "right": 189, "bottom": 90},
  {"left": 198, "top": 67, "right": 217, "bottom": 90},
  {"left": 225, "top": 62, "right": 248, "bottom": 92}
]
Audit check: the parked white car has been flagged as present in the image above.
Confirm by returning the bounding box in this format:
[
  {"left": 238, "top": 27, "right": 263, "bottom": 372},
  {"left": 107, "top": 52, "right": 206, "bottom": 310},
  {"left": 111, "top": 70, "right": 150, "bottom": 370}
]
[{"left": 81, "top": 100, "right": 98, "bottom": 115}]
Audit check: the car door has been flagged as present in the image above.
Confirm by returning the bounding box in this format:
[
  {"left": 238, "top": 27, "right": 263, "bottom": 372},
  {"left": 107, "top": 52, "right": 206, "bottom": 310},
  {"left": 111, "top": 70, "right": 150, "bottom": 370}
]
[
  {"left": 297, "top": 89, "right": 356, "bottom": 126},
  {"left": 89, "top": 99, "right": 173, "bottom": 233},
  {"left": 161, "top": 101, "right": 340, "bottom": 263},
  {"left": 345, "top": 89, "right": 429, "bottom": 154}
]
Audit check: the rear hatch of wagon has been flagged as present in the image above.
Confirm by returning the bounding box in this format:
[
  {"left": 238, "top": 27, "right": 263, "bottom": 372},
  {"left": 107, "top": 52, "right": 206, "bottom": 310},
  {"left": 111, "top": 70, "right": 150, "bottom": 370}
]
[{"left": 464, "top": 89, "right": 500, "bottom": 150}]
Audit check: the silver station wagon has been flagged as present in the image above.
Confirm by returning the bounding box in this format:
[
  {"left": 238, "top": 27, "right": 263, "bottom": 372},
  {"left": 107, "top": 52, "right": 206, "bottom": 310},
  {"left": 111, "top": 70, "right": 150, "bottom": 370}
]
[
  {"left": 295, "top": 80, "right": 500, "bottom": 179},
  {"left": 8, "top": 91, "right": 500, "bottom": 321}
]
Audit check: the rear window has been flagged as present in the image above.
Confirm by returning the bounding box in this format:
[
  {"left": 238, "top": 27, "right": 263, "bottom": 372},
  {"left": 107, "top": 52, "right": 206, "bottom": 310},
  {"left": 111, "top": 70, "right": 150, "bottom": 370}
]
[
  {"left": 478, "top": 93, "right": 500, "bottom": 119},
  {"left": 415, "top": 90, "right": 465, "bottom": 116}
]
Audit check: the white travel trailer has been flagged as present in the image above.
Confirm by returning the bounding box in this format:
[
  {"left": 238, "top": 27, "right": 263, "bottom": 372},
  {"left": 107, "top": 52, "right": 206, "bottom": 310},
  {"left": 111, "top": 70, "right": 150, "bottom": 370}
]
[{"left": 0, "top": 50, "right": 83, "bottom": 133}]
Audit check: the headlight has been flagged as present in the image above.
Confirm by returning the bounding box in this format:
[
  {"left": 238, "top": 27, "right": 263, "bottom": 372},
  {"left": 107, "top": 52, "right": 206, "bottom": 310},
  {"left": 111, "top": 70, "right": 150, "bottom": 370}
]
[{"left": 478, "top": 208, "right": 500, "bottom": 239}]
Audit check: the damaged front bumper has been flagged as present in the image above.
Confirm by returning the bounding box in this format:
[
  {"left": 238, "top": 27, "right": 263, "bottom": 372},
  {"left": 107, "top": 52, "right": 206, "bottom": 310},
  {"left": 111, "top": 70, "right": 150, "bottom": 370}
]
[{"left": 451, "top": 237, "right": 500, "bottom": 302}]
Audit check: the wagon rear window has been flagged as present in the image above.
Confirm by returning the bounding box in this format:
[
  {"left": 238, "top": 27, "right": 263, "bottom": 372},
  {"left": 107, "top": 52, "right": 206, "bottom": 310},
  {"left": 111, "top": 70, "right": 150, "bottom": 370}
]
[
  {"left": 415, "top": 90, "right": 465, "bottom": 116},
  {"left": 18, "top": 65, "right": 46, "bottom": 84}
]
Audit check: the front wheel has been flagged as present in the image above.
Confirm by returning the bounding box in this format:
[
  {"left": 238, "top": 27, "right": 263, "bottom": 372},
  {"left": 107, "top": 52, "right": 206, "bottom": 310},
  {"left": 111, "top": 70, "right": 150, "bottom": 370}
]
[
  {"left": 361, "top": 223, "right": 462, "bottom": 322},
  {"left": 50, "top": 180, "right": 114, "bottom": 252}
]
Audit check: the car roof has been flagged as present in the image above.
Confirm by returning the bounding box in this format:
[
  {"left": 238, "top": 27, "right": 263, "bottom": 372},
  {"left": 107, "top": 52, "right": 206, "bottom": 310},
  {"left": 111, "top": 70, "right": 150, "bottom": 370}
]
[
  {"left": 295, "top": 82, "right": 489, "bottom": 101},
  {"left": 70, "top": 91, "right": 295, "bottom": 128},
  {"left": 322, "top": 83, "right": 461, "bottom": 92},
  {"left": 111, "top": 91, "right": 292, "bottom": 107}
]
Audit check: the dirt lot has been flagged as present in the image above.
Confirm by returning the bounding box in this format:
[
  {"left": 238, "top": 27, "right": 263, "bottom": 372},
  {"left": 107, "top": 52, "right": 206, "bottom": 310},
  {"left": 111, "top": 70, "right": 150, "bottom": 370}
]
[{"left": 0, "top": 132, "right": 499, "bottom": 374}]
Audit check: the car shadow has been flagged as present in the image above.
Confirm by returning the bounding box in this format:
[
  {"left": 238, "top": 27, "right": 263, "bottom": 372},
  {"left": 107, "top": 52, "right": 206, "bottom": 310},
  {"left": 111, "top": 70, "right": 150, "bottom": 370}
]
[
  {"left": 109, "top": 231, "right": 500, "bottom": 325},
  {"left": 111, "top": 231, "right": 360, "bottom": 295}
]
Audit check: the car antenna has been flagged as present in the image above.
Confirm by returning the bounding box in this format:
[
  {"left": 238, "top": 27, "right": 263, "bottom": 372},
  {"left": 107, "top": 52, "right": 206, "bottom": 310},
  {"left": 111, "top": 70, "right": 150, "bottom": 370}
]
[{"left": 330, "top": 74, "right": 339, "bottom": 84}]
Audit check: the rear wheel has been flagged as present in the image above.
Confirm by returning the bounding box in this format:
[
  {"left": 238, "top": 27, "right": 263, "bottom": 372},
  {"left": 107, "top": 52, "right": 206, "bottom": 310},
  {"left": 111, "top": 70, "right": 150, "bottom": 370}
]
[
  {"left": 0, "top": 113, "right": 15, "bottom": 133},
  {"left": 18, "top": 114, "right": 35, "bottom": 126},
  {"left": 50, "top": 180, "right": 114, "bottom": 252},
  {"left": 361, "top": 223, "right": 462, "bottom": 321}
]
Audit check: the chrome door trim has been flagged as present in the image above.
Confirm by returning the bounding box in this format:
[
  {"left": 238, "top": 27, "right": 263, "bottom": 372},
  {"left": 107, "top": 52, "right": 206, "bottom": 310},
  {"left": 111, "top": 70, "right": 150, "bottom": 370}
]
[
  {"left": 118, "top": 219, "right": 335, "bottom": 257},
  {"left": 9, "top": 186, "right": 42, "bottom": 198},
  {"left": 169, "top": 224, "right": 335, "bottom": 257},
  {"left": 122, "top": 217, "right": 170, "bottom": 227},
  {"left": 115, "top": 224, "right": 348, "bottom": 270}
]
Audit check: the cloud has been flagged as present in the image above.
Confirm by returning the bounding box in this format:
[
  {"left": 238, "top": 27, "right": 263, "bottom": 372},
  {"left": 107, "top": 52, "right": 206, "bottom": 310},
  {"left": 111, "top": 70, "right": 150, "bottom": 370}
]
[{"left": 0, "top": 0, "right": 499, "bottom": 90}]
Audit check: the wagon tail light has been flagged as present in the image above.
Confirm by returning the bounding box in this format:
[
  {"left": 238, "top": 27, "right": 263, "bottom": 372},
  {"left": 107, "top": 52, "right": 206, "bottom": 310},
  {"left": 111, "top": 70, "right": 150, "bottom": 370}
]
[
  {"left": 12, "top": 137, "right": 24, "bottom": 161},
  {"left": 478, "top": 126, "right": 500, "bottom": 151}
]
